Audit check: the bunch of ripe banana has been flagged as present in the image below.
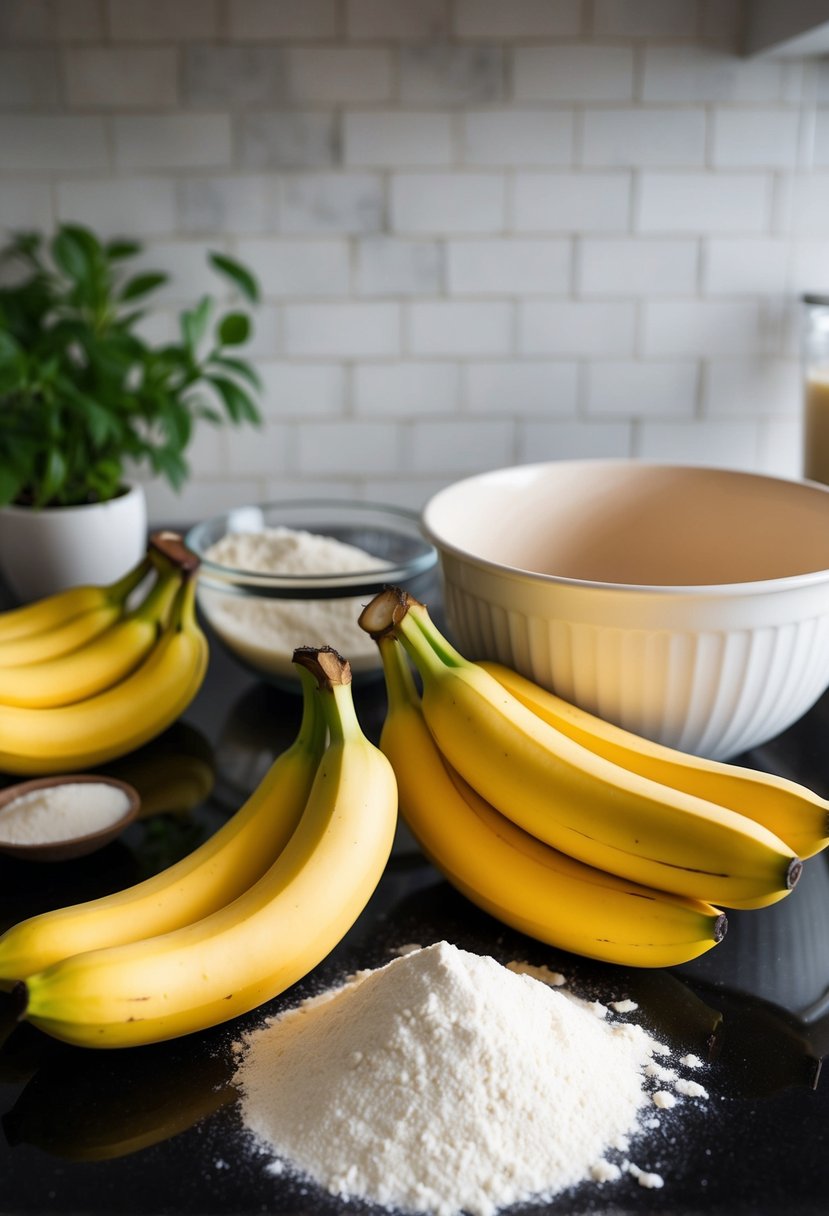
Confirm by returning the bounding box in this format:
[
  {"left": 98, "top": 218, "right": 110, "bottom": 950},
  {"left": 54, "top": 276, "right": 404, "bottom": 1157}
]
[
  {"left": 359, "top": 587, "right": 829, "bottom": 969},
  {"left": 0, "top": 532, "right": 208, "bottom": 776},
  {"left": 0, "top": 647, "right": 397, "bottom": 1048}
]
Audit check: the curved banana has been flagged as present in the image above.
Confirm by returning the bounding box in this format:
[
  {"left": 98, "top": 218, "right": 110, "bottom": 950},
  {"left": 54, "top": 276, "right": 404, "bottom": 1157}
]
[
  {"left": 0, "top": 556, "right": 151, "bottom": 645},
  {"left": 15, "top": 646, "right": 398, "bottom": 1048},
  {"left": 0, "top": 601, "right": 125, "bottom": 669},
  {"left": 359, "top": 589, "right": 799, "bottom": 909},
  {"left": 0, "top": 669, "right": 325, "bottom": 985},
  {"left": 482, "top": 661, "right": 829, "bottom": 862},
  {"left": 377, "top": 636, "right": 725, "bottom": 969},
  {"left": 0, "top": 577, "right": 208, "bottom": 777},
  {"left": 0, "top": 569, "right": 184, "bottom": 708}
]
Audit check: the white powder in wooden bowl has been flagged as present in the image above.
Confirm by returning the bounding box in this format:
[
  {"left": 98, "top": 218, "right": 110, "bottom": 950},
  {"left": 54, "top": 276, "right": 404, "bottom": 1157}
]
[
  {"left": 233, "top": 942, "right": 682, "bottom": 1215},
  {"left": 0, "top": 783, "right": 131, "bottom": 845},
  {"left": 202, "top": 527, "right": 390, "bottom": 681}
]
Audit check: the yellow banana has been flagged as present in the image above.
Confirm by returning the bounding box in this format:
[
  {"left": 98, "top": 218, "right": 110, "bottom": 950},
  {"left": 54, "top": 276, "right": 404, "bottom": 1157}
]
[
  {"left": 0, "top": 555, "right": 151, "bottom": 645},
  {"left": 377, "top": 635, "right": 725, "bottom": 969},
  {"left": 0, "top": 668, "right": 325, "bottom": 984},
  {"left": 0, "top": 601, "right": 125, "bottom": 668},
  {"left": 0, "top": 576, "right": 208, "bottom": 777},
  {"left": 15, "top": 646, "right": 398, "bottom": 1048},
  {"left": 482, "top": 660, "right": 829, "bottom": 861},
  {"left": 0, "top": 569, "right": 184, "bottom": 708},
  {"left": 359, "top": 589, "right": 799, "bottom": 909}
]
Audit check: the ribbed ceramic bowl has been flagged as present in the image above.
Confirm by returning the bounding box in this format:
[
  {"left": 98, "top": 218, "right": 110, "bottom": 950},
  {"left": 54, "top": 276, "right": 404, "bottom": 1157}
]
[
  {"left": 186, "top": 500, "right": 437, "bottom": 689},
  {"left": 422, "top": 461, "right": 829, "bottom": 761}
]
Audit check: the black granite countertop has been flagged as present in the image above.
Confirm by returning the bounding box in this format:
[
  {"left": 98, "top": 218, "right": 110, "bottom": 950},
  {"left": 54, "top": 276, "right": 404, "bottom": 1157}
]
[{"left": 1, "top": 597, "right": 828, "bottom": 1216}]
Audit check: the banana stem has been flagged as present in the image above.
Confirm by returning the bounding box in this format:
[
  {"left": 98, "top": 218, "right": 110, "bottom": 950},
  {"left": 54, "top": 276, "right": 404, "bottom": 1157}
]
[
  {"left": 293, "top": 666, "right": 328, "bottom": 758},
  {"left": 170, "top": 574, "right": 199, "bottom": 632},
  {"left": 130, "top": 568, "right": 183, "bottom": 627},
  {"left": 292, "top": 646, "right": 362, "bottom": 744},
  {"left": 378, "top": 635, "right": 420, "bottom": 714},
  {"left": 106, "top": 555, "right": 153, "bottom": 606},
  {"left": 149, "top": 531, "right": 201, "bottom": 576}
]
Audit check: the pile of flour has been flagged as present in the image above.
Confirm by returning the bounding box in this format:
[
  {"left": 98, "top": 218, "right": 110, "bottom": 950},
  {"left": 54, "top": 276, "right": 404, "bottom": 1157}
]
[
  {"left": 233, "top": 942, "right": 707, "bottom": 1214},
  {"left": 204, "top": 527, "right": 389, "bottom": 679}
]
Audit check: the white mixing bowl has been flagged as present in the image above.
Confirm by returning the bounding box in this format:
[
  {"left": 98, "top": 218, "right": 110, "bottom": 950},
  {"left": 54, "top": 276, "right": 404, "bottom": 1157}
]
[{"left": 422, "top": 461, "right": 829, "bottom": 760}]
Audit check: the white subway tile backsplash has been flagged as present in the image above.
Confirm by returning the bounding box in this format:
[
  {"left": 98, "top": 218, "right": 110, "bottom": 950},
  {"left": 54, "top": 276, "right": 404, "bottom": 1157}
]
[
  {"left": 409, "top": 301, "right": 513, "bottom": 355},
  {"left": 593, "top": 0, "right": 696, "bottom": 38},
  {"left": 356, "top": 237, "right": 443, "bottom": 296},
  {"left": 517, "top": 420, "right": 632, "bottom": 462},
  {"left": 448, "top": 238, "right": 570, "bottom": 295},
  {"left": 582, "top": 108, "right": 706, "bottom": 167},
  {"left": 704, "top": 358, "right": 800, "bottom": 416},
  {"left": 114, "top": 115, "right": 232, "bottom": 170},
  {"left": 642, "top": 300, "right": 762, "bottom": 356},
  {"left": 64, "top": 48, "right": 178, "bottom": 109},
  {"left": 238, "top": 113, "right": 338, "bottom": 170},
  {"left": 391, "top": 173, "right": 505, "bottom": 234},
  {"left": 297, "top": 421, "right": 401, "bottom": 475},
  {"left": 586, "top": 360, "right": 698, "bottom": 416},
  {"left": 637, "top": 419, "right": 760, "bottom": 469},
  {"left": 455, "top": 0, "right": 582, "bottom": 39},
  {"left": 0, "top": 180, "right": 53, "bottom": 232},
  {"left": 183, "top": 47, "right": 288, "bottom": 109},
  {"left": 462, "top": 110, "right": 573, "bottom": 166},
  {"left": 344, "top": 112, "right": 454, "bottom": 167},
  {"left": 143, "top": 479, "right": 262, "bottom": 526},
  {"left": 408, "top": 419, "right": 514, "bottom": 475},
  {"left": 642, "top": 46, "right": 785, "bottom": 103},
  {"left": 514, "top": 172, "right": 631, "bottom": 232},
  {"left": 0, "top": 50, "right": 59, "bottom": 109},
  {"left": 56, "top": 0, "right": 107, "bottom": 42},
  {"left": 284, "top": 303, "right": 400, "bottom": 357},
  {"left": 279, "top": 173, "right": 384, "bottom": 234},
  {"left": 520, "top": 301, "right": 636, "bottom": 355},
  {"left": 1, "top": 0, "right": 825, "bottom": 498},
  {"left": 704, "top": 238, "right": 788, "bottom": 295},
  {"left": 347, "top": 0, "right": 449, "bottom": 40},
  {"left": 287, "top": 49, "right": 394, "bottom": 104},
  {"left": 109, "top": 0, "right": 218, "bottom": 40},
  {"left": 580, "top": 238, "right": 698, "bottom": 296},
  {"left": 177, "top": 176, "right": 279, "bottom": 235},
  {"left": 257, "top": 363, "right": 346, "bottom": 418},
  {"left": 57, "top": 178, "right": 177, "bottom": 237},
  {"left": 465, "top": 361, "right": 579, "bottom": 415},
  {"left": 228, "top": 0, "right": 337, "bottom": 40},
  {"left": 235, "top": 239, "right": 350, "bottom": 298},
  {"left": 712, "top": 108, "right": 800, "bottom": 168},
  {"left": 355, "top": 362, "right": 461, "bottom": 416},
  {"left": 0, "top": 115, "right": 108, "bottom": 171},
  {"left": 514, "top": 46, "right": 635, "bottom": 103},
  {"left": 399, "top": 45, "right": 504, "bottom": 105},
  {"left": 638, "top": 173, "right": 769, "bottom": 233}
]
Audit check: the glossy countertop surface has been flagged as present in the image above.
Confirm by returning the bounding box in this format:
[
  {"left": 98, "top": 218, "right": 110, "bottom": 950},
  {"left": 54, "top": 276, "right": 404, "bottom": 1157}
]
[{"left": 1, "top": 589, "right": 828, "bottom": 1216}]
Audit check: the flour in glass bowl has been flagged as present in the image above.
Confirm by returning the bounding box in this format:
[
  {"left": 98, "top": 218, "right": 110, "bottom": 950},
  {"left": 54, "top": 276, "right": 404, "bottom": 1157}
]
[{"left": 201, "top": 527, "right": 390, "bottom": 681}]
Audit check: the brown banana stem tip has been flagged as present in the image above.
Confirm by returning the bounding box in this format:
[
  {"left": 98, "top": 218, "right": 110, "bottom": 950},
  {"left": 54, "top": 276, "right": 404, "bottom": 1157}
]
[
  {"left": 786, "top": 858, "right": 803, "bottom": 891},
  {"left": 293, "top": 645, "right": 352, "bottom": 688},
  {"left": 713, "top": 913, "right": 728, "bottom": 944},
  {"left": 149, "top": 531, "right": 201, "bottom": 575},
  {"left": 357, "top": 586, "right": 421, "bottom": 639}
]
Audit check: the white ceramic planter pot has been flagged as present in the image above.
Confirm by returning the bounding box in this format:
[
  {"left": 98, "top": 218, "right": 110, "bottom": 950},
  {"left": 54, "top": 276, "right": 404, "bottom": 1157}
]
[{"left": 0, "top": 484, "right": 148, "bottom": 603}]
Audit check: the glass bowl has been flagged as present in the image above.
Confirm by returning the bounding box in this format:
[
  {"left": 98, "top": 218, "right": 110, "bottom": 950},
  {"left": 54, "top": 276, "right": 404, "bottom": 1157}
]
[{"left": 185, "top": 499, "right": 438, "bottom": 689}]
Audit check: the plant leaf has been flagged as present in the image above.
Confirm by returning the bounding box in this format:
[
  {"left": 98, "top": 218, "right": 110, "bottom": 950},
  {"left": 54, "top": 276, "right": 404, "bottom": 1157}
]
[
  {"left": 207, "top": 354, "right": 262, "bottom": 390},
  {"left": 105, "top": 240, "right": 142, "bottom": 261},
  {"left": 209, "top": 252, "right": 260, "bottom": 304},
  {"left": 217, "top": 312, "right": 251, "bottom": 347},
  {"left": 181, "top": 295, "right": 212, "bottom": 354},
  {"left": 38, "top": 446, "right": 68, "bottom": 506},
  {"left": 119, "top": 272, "right": 168, "bottom": 303},
  {"left": 0, "top": 464, "right": 24, "bottom": 508},
  {"left": 209, "top": 375, "right": 261, "bottom": 425},
  {"left": 51, "top": 226, "right": 98, "bottom": 285}
]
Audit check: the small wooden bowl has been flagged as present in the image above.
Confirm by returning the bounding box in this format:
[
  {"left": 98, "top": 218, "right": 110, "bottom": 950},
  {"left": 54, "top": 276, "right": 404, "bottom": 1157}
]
[{"left": 0, "top": 775, "right": 141, "bottom": 863}]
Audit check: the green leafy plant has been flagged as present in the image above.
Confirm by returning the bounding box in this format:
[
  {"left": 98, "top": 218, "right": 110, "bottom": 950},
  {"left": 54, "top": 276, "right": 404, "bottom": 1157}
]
[{"left": 0, "top": 224, "right": 262, "bottom": 508}]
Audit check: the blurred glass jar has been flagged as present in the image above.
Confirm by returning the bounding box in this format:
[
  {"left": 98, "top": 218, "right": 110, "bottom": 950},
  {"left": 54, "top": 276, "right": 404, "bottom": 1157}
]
[{"left": 802, "top": 293, "right": 829, "bottom": 485}]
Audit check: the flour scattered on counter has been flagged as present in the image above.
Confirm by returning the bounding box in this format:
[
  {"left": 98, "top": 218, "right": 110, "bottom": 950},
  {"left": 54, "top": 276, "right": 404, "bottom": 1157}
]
[
  {"left": 675, "top": 1079, "right": 709, "bottom": 1100},
  {"left": 611, "top": 999, "right": 639, "bottom": 1013},
  {"left": 232, "top": 942, "right": 710, "bottom": 1216},
  {"left": 680, "top": 1053, "right": 704, "bottom": 1069}
]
